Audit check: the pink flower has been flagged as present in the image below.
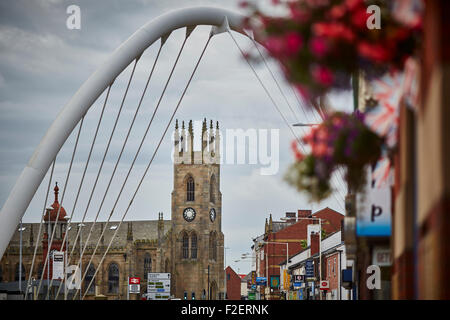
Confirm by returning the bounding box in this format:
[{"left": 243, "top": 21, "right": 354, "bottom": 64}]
[
  {"left": 295, "top": 84, "right": 311, "bottom": 101},
  {"left": 311, "top": 65, "right": 334, "bottom": 87},
  {"left": 310, "top": 37, "right": 328, "bottom": 58},
  {"left": 264, "top": 36, "right": 284, "bottom": 57},
  {"left": 285, "top": 32, "right": 303, "bottom": 56}
]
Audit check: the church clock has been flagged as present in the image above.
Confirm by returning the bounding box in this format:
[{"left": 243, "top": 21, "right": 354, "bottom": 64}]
[{"left": 183, "top": 207, "right": 196, "bottom": 222}]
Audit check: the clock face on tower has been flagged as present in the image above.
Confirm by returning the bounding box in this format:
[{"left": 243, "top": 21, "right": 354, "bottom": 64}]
[
  {"left": 183, "top": 207, "right": 196, "bottom": 222},
  {"left": 209, "top": 208, "right": 216, "bottom": 222}
]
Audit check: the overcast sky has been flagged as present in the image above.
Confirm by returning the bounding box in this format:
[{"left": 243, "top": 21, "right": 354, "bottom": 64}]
[{"left": 0, "top": 0, "right": 352, "bottom": 275}]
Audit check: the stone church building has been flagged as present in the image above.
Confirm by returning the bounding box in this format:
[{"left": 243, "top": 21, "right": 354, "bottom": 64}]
[{"left": 0, "top": 119, "right": 224, "bottom": 300}]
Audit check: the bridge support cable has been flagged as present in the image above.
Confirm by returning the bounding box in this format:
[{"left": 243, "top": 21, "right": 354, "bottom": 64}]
[
  {"left": 24, "top": 159, "right": 56, "bottom": 300},
  {"left": 65, "top": 38, "right": 174, "bottom": 300},
  {"left": 69, "top": 33, "right": 191, "bottom": 300},
  {"left": 34, "top": 115, "right": 85, "bottom": 300},
  {"left": 58, "top": 58, "right": 139, "bottom": 282},
  {"left": 229, "top": 30, "right": 346, "bottom": 212},
  {"left": 79, "top": 28, "right": 212, "bottom": 300},
  {"left": 52, "top": 84, "right": 113, "bottom": 300}
]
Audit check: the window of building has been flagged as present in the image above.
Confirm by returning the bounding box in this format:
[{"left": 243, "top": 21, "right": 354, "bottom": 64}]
[
  {"left": 187, "top": 176, "right": 195, "bottom": 201},
  {"left": 333, "top": 258, "right": 336, "bottom": 275},
  {"left": 0, "top": 265, "right": 2, "bottom": 282},
  {"left": 209, "top": 232, "right": 217, "bottom": 261},
  {"left": 210, "top": 175, "right": 215, "bottom": 203},
  {"left": 227, "top": 274, "right": 230, "bottom": 281},
  {"left": 85, "top": 263, "right": 96, "bottom": 295},
  {"left": 191, "top": 233, "right": 197, "bottom": 259},
  {"left": 108, "top": 263, "right": 119, "bottom": 294},
  {"left": 144, "top": 253, "right": 152, "bottom": 280},
  {"left": 182, "top": 233, "right": 189, "bottom": 259}
]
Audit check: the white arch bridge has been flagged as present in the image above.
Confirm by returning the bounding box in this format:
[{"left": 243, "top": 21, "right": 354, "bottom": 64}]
[{"left": 0, "top": 6, "right": 346, "bottom": 299}]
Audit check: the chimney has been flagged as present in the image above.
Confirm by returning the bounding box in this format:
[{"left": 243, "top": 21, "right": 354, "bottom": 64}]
[
  {"left": 310, "top": 232, "right": 320, "bottom": 256},
  {"left": 298, "top": 209, "right": 312, "bottom": 219},
  {"left": 285, "top": 212, "right": 296, "bottom": 224}
]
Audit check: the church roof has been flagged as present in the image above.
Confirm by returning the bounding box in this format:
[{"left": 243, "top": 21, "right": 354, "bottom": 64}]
[{"left": 7, "top": 220, "right": 171, "bottom": 249}]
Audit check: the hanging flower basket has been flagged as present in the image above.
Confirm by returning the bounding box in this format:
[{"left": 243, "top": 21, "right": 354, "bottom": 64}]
[
  {"left": 284, "top": 111, "right": 383, "bottom": 201},
  {"left": 242, "top": 0, "right": 422, "bottom": 102}
]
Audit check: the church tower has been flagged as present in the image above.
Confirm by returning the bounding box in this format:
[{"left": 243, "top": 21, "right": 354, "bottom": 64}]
[{"left": 170, "top": 118, "right": 224, "bottom": 300}]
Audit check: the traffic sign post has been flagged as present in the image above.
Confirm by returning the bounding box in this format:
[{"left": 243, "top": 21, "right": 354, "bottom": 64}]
[
  {"left": 319, "top": 280, "right": 329, "bottom": 291},
  {"left": 147, "top": 273, "right": 171, "bottom": 300}
]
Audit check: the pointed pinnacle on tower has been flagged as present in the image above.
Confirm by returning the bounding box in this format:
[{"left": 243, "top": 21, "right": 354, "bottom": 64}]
[
  {"left": 175, "top": 119, "right": 179, "bottom": 130},
  {"left": 188, "top": 120, "right": 193, "bottom": 134},
  {"left": 202, "top": 118, "right": 207, "bottom": 134},
  {"left": 182, "top": 120, "right": 185, "bottom": 129}
]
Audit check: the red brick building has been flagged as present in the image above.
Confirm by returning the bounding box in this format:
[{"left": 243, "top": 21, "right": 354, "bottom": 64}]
[
  {"left": 257, "top": 208, "right": 344, "bottom": 299},
  {"left": 225, "top": 266, "right": 241, "bottom": 300},
  {"left": 324, "top": 251, "right": 340, "bottom": 300}
]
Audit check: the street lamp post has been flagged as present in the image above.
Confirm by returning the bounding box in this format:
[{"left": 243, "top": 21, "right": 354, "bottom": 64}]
[
  {"left": 18, "top": 220, "right": 26, "bottom": 294},
  {"left": 224, "top": 247, "right": 230, "bottom": 300}
]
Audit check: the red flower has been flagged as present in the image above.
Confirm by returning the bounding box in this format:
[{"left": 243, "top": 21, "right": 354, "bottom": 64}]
[
  {"left": 358, "top": 41, "right": 392, "bottom": 63},
  {"left": 285, "top": 32, "right": 303, "bottom": 56},
  {"left": 312, "top": 65, "right": 334, "bottom": 87},
  {"left": 345, "top": 0, "right": 364, "bottom": 11},
  {"left": 313, "top": 22, "right": 355, "bottom": 42},
  {"left": 238, "top": 1, "right": 249, "bottom": 8},
  {"left": 310, "top": 37, "right": 329, "bottom": 58},
  {"left": 291, "top": 140, "right": 305, "bottom": 161},
  {"left": 329, "top": 4, "right": 347, "bottom": 20},
  {"left": 351, "top": 7, "right": 369, "bottom": 29}
]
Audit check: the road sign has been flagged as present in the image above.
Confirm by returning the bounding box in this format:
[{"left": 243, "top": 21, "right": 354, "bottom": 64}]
[
  {"left": 270, "top": 276, "right": 280, "bottom": 289},
  {"left": 147, "top": 292, "right": 170, "bottom": 300},
  {"left": 147, "top": 273, "right": 170, "bottom": 299},
  {"left": 248, "top": 292, "right": 256, "bottom": 300},
  {"left": 292, "top": 275, "right": 305, "bottom": 282},
  {"left": 251, "top": 271, "right": 256, "bottom": 285},
  {"left": 129, "top": 277, "right": 141, "bottom": 294},
  {"left": 256, "top": 277, "right": 266, "bottom": 285},
  {"left": 305, "top": 260, "right": 314, "bottom": 278},
  {"left": 52, "top": 251, "right": 64, "bottom": 280},
  {"left": 356, "top": 167, "right": 392, "bottom": 236},
  {"left": 320, "top": 280, "right": 329, "bottom": 290}
]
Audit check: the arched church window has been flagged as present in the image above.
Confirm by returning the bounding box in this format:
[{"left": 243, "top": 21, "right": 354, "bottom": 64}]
[
  {"left": 187, "top": 176, "right": 195, "bottom": 201},
  {"left": 182, "top": 233, "right": 189, "bottom": 259},
  {"left": 210, "top": 175, "right": 215, "bottom": 203},
  {"left": 85, "top": 263, "right": 96, "bottom": 295},
  {"left": 191, "top": 233, "right": 197, "bottom": 259},
  {"left": 144, "top": 253, "right": 152, "bottom": 280},
  {"left": 107, "top": 263, "right": 119, "bottom": 294},
  {"left": 209, "top": 232, "right": 217, "bottom": 261}
]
